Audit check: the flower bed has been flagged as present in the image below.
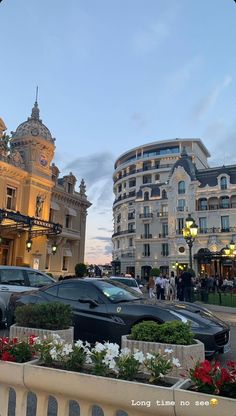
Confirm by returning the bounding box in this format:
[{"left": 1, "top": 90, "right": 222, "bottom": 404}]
[{"left": 0, "top": 335, "right": 37, "bottom": 362}]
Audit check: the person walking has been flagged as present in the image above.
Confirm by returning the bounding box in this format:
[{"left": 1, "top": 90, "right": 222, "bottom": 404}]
[
  {"left": 155, "top": 274, "right": 166, "bottom": 300},
  {"left": 148, "top": 275, "right": 156, "bottom": 298},
  {"left": 181, "top": 269, "right": 194, "bottom": 302},
  {"left": 168, "top": 271, "right": 176, "bottom": 301}
]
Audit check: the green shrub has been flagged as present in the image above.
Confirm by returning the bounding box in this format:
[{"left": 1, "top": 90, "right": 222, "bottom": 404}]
[
  {"left": 75, "top": 263, "right": 87, "bottom": 277},
  {"left": 130, "top": 320, "right": 195, "bottom": 345},
  {"left": 15, "top": 302, "right": 72, "bottom": 330},
  {"left": 150, "top": 268, "right": 160, "bottom": 277}
]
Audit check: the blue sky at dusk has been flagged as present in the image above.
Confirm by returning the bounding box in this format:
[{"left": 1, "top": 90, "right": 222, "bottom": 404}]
[{"left": 1, "top": 0, "right": 236, "bottom": 263}]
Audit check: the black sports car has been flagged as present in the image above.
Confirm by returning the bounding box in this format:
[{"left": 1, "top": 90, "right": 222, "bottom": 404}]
[{"left": 9, "top": 278, "right": 230, "bottom": 357}]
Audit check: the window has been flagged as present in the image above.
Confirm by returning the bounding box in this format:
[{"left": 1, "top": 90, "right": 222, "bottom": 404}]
[
  {"left": 128, "top": 222, "right": 135, "bottom": 231},
  {"left": 162, "top": 190, "right": 167, "bottom": 199},
  {"left": 177, "top": 218, "right": 184, "bottom": 234},
  {"left": 143, "top": 162, "right": 151, "bottom": 171},
  {"left": 143, "top": 175, "right": 152, "bottom": 184},
  {"left": 129, "top": 179, "right": 136, "bottom": 187},
  {"left": 123, "top": 182, "right": 126, "bottom": 188},
  {"left": 62, "top": 256, "right": 69, "bottom": 271},
  {"left": 155, "top": 174, "right": 160, "bottom": 181},
  {"left": 162, "top": 223, "right": 168, "bottom": 237},
  {"left": 220, "top": 176, "right": 227, "bottom": 190},
  {"left": 68, "top": 183, "right": 73, "bottom": 194},
  {"left": 117, "top": 240, "right": 120, "bottom": 249},
  {"left": 117, "top": 213, "right": 121, "bottom": 223},
  {"left": 221, "top": 216, "right": 229, "bottom": 232},
  {"left": 144, "top": 206, "right": 150, "bottom": 215},
  {"left": 129, "top": 238, "right": 133, "bottom": 247},
  {"left": 220, "top": 196, "right": 230, "bottom": 209},
  {"left": 199, "top": 198, "right": 207, "bottom": 210},
  {"left": 58, "top": 283, "right": 103, "bottom": 303},
  {"left": 65, "top": 215, "right": 72, "bottom": 228},
  {"left": 178, "top": 181, "right": 185, "bottom": 194},
  {"left": 27, "top": 271, "right": 53, "bottom": 288},
  {"left": 144, "top": 192, "right": 149, "bottom": 201},
  {"left": 199, "top": 217, "right": 207, "bottom": 233},
  {"left": 162, "top": 243, "right": 169, "bottom": 256},
  {"left": 177, "top": 199, "right": 185, "bottom": 211},
  {"left": 6, "top": 186, "right": 16, "bottom": 210},
  {"left": 117, "top": 225, "right": 121, "bottom": 233},
  {"left": 143, "top": 244, "right": 150, "bottom": 256},
  {"left": 49, "top": 208, "right": 54, "bottom": 222},
  {"left": 0, "top": 269, "right": 25, "bottom": 286},
  {"left": 45, "top": 254, "right": 50, "bottom": 270},
  {"left": 144, "top": 223, "right": 150, "bottom": 237},
  {"left": 128, "top": 211, "right": 135, "bottom": 220},
  {"left": 118, "top": 184, "right": 122, "bottom": 193}
]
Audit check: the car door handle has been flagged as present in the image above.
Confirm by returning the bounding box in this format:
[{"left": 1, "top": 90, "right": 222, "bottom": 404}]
[{"left": 0, "top": 287, "right": 10, "bottom": 291}]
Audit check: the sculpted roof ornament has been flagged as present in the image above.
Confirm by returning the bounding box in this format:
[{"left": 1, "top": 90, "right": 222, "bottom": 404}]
[{"left": 11, "top": 100, "right": 55, "bottom": 143}]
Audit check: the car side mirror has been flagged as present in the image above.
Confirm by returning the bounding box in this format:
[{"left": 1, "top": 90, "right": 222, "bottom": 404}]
[{"left": 78, "top": 297, "right": 99, "bottom": 307}]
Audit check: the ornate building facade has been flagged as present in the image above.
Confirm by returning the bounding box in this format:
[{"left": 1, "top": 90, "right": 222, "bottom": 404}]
[
  {"left": 112, "top": 139, "right": 236, "bottom": 279},
  {"left": 0, "top": 102, "right": 91, "bottom": 276}
]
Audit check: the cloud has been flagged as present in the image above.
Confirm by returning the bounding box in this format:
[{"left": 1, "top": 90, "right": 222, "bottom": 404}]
[
  {"left": 98, "top": 227, "right": 113, "bottom": 232},
  {"left": 94, "top": 236, "right": 111, "bottom": 242},
  {"left": 64, "top": 152, "right": 114, "bottom": 210},
  {"left": 64, "top": 152, "right": 114, "bottom": 186},
  {"left": 204, "top": 120, "right": 236, "bottom": 166},
  {"left": 131, "top": 112, "right": 147, "bottom": 128},
  {"left": 133, "top": 21, "right": 170, "bottom": 53},
  {"left": 193, "top": 75, "right": 232, "bottom": 120},
  {"left": 104, "top": 243, "right": 112, "bottom": 256}
]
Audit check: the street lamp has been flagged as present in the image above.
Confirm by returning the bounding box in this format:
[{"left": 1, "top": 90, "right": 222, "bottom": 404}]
[
  {"left": 182, "top": 214, "right": 198, "bottom": 270},
  {"left": 223, "top": 239, "right": 236, "bottom": 256}
]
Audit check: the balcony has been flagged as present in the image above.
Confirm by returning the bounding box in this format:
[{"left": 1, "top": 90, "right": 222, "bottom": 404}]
[
  {"left": 121, "top": 252, "right": 135, "bottom": 258},
  {"left": 113, "top": 163, "right": 175, "bottom": 183},
  {"left": 139, "top": 213, "right": 153, "bottom": 218},
  {"left": 159, "top": 233, "right": 168, "bottom": 238},
  {"left": 128, "top": 213, "right": 135, "bottom": 220},
  {"left": 140, "top": 234, "right": 152, "bottom": 239},
  {"left": 195, "top": 227, "right": 236, "bottom": 235},
  {"left": 157, "top": 212, "right": 168, "bottom": 217},
  {"left": 197, "top": 203, "right": 236, "bottom": 211},
  {"left": 112, "top": 229, "right": 136, "bottom": 237}
]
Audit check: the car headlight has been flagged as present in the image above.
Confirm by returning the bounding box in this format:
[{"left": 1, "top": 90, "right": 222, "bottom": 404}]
[{"left": 170, "top": 311, "right": 199, "bottom": 328}]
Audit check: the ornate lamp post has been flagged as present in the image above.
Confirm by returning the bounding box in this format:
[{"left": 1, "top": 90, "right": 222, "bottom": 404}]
[{"left": 182, "top": 214, "right": 198, "bottom": 270}]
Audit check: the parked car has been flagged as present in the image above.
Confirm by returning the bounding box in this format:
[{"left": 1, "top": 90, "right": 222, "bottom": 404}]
[
  {"left": 9, "top": 278, "right": 230, "bottom": 357},
  {"left": 0, "top": 266, "right": 55, "bottom": 326},
  {"left": 108, "top": 276, "right": 143, "bottom": 294}
]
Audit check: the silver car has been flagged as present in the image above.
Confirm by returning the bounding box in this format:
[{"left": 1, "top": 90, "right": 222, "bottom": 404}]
[{"left": 0, "top": 266, "right": 55, "bottom": 326}]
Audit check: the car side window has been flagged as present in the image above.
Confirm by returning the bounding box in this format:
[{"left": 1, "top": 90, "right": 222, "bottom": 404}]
[
  {"left": 0, "top": 270, "right": 25, "bottom": 286},
  {"left": 58, "top": 283, "right": 104, "bottom": 303},
  {"left": 27, "top": 271, "right": 53, "bottom": 288},
  {"left": 44, "top": 285, "right": 58, "bottom": 296}
]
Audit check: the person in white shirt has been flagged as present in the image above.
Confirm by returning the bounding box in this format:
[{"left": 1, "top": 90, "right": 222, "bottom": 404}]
[{"left": 155, "top": 274, "right": 166, "bottom": 300}]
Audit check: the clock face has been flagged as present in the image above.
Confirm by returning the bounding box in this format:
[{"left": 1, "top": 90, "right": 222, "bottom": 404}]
[
  {"left": 39, "top": 154, "right": 48, "bottom": 167},
  {"left": 31, "top": 128, "right": 39, "bottom": 136}
]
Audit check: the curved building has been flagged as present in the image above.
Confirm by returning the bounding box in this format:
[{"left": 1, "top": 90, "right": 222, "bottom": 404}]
[{"left": 112, "top": 139, "right": 211, "bottom": 279}]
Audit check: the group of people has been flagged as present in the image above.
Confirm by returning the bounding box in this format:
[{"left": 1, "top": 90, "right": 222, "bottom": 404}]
[{"left": 147, "top": 270, "right": 194, "bottom": 302}]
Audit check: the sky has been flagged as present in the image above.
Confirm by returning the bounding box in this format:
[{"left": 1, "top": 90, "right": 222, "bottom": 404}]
[{"left": 1, "top": 0, "right": 236, "bottom": 264}]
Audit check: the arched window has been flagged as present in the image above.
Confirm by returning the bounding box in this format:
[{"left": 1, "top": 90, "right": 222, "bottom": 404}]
[
  {"left": 178, "top": 181, "right": 185, "bottom": 194},
  {"left": 220, "top": 176, "right": 227, "bottom": 190},
  {"left": 144, "top": 192, "right": 149, "bottom": 201},
  {"left": 162, "top": 190, "right": 167, "bottom": 199}
]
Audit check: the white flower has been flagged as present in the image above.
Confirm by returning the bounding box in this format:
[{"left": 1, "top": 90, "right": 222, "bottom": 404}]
[
  {"left": 164, "top": 348, "right": 173, "bottom": 354},
  {"left": 62, "top": 344, "right": 73, "bottom": 356},
  {"left": 94, "top": 342, "right": 106, "bottom": 353},
  {"left": 172, "top": 357, "right": 181, "bottom": 368},
  {"left": 85, "top": 354, "right": 92, "bottom": 364},
  {"left": 85, "top": 341, "right": 91, "bottom": 348},
  {"left": 146, "top": 353, "right": 155, "bottom": 360},
  {"left": 75, "top": 340, "right": 84, "bottom": 348},
  {"left": 133, "top": 351, "right": 145, "bottom": 364},
  {"left": 49, "top": 347, "right": 58, "bottom": 360},
  {"left": 120, "top": 347, "right": 131, "bottom": 357},
  {"left": 104, "top": 342, "right": 120, "bottom": 358},
  {"left": 159, "top": 373, "right": 164, "bottom": 378}
]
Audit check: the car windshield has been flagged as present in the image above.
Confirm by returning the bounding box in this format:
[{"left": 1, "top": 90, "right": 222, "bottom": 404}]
[
  {"left": 112, "top": 278, "right": 138, "bottom": 288},
  {"left": 98, "top": 280, "right": 142, "bottom": 303}
]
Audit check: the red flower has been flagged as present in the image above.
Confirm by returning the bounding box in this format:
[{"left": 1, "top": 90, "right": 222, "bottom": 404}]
[{"left": 1, "top": 351, "right": 16, "bottom": 362}]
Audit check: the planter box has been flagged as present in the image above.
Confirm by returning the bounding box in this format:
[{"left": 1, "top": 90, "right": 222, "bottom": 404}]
[
  {"left": 9, "top": 324, "right": 74, "bottom": 344},
  {"left": 174, "top": 379, "right": 236, "bottom": 416},
  {"left": 24, "top": 362, "right": 181, "bottom": 416},
  {"left": 121, "top": 336, "right": 205, "bottom": 377}
]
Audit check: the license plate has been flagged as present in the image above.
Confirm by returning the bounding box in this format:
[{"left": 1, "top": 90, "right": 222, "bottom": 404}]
[{"left": 223, "top": 342, "right": 231, "bottom": 353}]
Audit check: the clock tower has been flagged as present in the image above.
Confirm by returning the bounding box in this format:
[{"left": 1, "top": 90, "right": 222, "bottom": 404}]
[{"left": 11, "top": 100, "right": 55, "bottom": 178}]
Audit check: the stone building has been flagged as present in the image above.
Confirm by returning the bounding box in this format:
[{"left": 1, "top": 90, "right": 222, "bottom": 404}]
[
  {"left": 112, "top": 139, "right": 236, "bottom": 279},
  {"left": 0, "top": 101, "right": 91, "bottom": 276}
]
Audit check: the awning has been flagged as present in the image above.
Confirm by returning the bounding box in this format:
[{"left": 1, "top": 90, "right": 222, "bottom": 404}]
[
  {"left": 51, "top": 201, "right": 60, "bottom": 211},
  {"left": 63, "top": 248, "right": 73, "bottom": 257},
  {"left": 66, "top": 207, "right": 77, "bottom": 216}
]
